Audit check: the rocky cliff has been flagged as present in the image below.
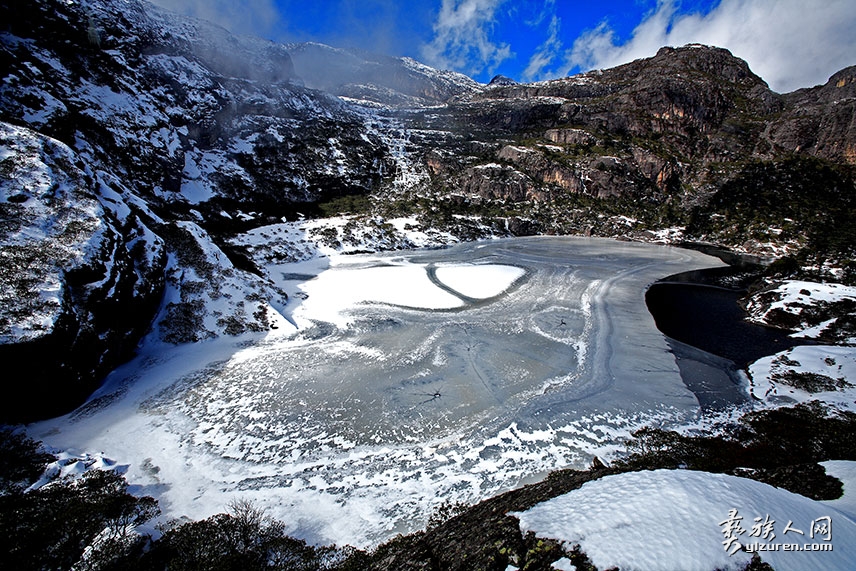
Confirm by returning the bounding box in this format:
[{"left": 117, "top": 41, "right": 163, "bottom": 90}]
[
  {"left": 405, "top": 45, "right": 855, "bottom": 251},
  {"left": 1, "top": 0, "right": 854, "bottom": 421},
  {"left": 0, "top": 0, "right": 395, "bottom": 420}
]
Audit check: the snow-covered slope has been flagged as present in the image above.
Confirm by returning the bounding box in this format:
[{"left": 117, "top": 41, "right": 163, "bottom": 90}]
[
  {"left": 745, "top": 280, "right": 856, "bottom": 342},
  {"left": 0, "top": 120, "right": 165, "bottom": 421},
  {"left": 0, "top": 122, "right": 106, "bottom": 344},
  {"left": 515, "top": 468, "right": 856, "bottom": 570},
  {"left": 0, "top": 0, "right": 419, "bottom": 419},
  {"left": 747, "top": 345, "right": 856, "bottom": 407}
]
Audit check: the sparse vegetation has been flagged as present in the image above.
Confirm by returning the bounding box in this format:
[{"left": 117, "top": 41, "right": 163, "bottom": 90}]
[
  {"left": 0, "top": 430, "right": 160, "bottom": 571},
  {"left": 770, "top": 370, "right": 852, "bottom": 393},
  {"left": 317, "top": 195, "right": 373, "bottom": 217},
  {"left": 615, "top": 401, "right": 856, "bottom": 500},
  {"left": 141, "top": 500, "right": 358, "bottom": 571},
  {"left": 686, "top": 157, "right": 856, "bottom": 263}
]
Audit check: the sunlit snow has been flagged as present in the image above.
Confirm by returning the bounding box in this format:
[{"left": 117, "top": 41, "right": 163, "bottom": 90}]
[
  {"left": 515, "top": 469, "right": 856, "bottom": 570},
  {"left": 30, "top": 237, "right": 727, "bottom": 547},
  {"left": 747, "top": 345, "right": 856, "bottom": 407}
]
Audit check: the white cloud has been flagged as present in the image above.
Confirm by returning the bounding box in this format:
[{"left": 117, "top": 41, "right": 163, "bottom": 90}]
[
  {"left": 522, "top": 15, "right": 563, "bottom": 81},
  {"left": 521, "top": 0, "right": 556, "bottom": 29},
  {"left": 148, "top": 0, "right": 282, "bottom": 38},
  {"left": 420, "top": 0, "right": 513, "bottom": 76},
  {"left": 563, "top": 0, "right": 856, "bottom": 92}
]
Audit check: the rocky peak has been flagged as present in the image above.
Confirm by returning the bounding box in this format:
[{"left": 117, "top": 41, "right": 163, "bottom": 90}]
[
  {"left": 599, "top": 45, "right": 781, "bottom": 137},
  {"left": 287, "top": 42, "right": 482, "bottom": 106},
  {"left": 785, "top": 65, "right": 856, "bottom": 102},
  {"left": 410, "top": 43, "right": 854, "bottom": 244},
  {"left": 463, "top": 44, "right": 780, "bottom": 136},
  {"left": 488, "top": 74, "right": 517, "bottom": 86},
  {"left": 651, "top": 44, "right": 762, "bottom": 86},
  {"left": 767, "top": 65, "right": 856, "bottom": 164}
]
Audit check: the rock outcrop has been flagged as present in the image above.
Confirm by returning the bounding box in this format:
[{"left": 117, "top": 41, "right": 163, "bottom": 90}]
[
  {"left": 0, "top": 122, "right": 165, "bottom": 421},
  {"left": 766, "top": 66, "right": 856, "bottom": 164}
]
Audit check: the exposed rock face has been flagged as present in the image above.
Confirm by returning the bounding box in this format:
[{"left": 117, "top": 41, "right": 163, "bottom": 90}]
[
  {"left": 766, "top": 66, "right": 856, "bottom": 164},
  {"left": 0, "top": 122, "right": 165, "bottom": 422},
  {"left": 403, "top": 45, "right": 854, "bottom": 261},
  {"left": 488, "top": 74, "right": 517, "bottom": 86},
  {"left": 416, "top": 45, "right": 783, "bottom": 205}
]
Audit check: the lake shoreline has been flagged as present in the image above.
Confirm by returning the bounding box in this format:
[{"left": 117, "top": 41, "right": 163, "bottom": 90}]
[{"left": 644, "top": 256, "right": 814, "bottom": 411}]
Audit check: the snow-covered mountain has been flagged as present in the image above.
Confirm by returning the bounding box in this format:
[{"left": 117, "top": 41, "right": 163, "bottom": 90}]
[
  {"left": 0, "top": 0, "right": 452, "bottom": 420},
  {"left": 286, "top": 42, "right": 482, "bottom": 106},
  {"left": 2, "top": 0, "right": 855, "bottom": 423}
]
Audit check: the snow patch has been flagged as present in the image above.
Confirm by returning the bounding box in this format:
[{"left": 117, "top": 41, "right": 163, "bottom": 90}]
[
  {"left": 433, "top": 263, "right": 525, "bottom": 299},
  {"left": 515, "top": 469, "right": 856, "bottom": 571},
  {"left": 821, "top": 460, "right": 856, "bottom": 522},
  {"left": 295, "top": 260, "right": 465, "bottom": 328},
  {"left": 747, "top": 345, "right": 856, "bottom": 408}
]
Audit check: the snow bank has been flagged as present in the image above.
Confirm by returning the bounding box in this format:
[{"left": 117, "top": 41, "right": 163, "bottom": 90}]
[
  {"left": 756, "top": 281, "right": 856, "bottom": 313},
  {"left": 28, "top": 450, "right": 127, "bottom": 491},
  {"left": 745, "top": 280, "right": 856, "bottom": 341},
  {"left": 747, "top": 345, "right": 856, "bottom": 409},
  {"left": 515, "top": 469, "right": 856, "bottom": 571}
]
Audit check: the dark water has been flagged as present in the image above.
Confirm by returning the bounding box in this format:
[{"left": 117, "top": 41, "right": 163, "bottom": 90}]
[
  {"left": 646, "top": 281, "right": 799, "bottom": 369},
  {"left": 645, "top": 265, "right": 809, "bottom": 411}
]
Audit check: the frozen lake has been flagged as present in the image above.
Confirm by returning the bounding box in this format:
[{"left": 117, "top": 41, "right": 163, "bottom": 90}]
[{"left": 31, "top": 237, "right": 728, "bottom": 547}]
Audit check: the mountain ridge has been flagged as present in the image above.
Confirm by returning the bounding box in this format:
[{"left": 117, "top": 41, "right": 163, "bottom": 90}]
[{"left": 1, "top": 0, "right": 855, "bottom": 421}]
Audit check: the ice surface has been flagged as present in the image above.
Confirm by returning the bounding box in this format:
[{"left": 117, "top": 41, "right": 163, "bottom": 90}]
[
  {"left": 30, "top": 237, "right": 726, "bottom": 547},
  {"left": 515, "top": 469, "right": 856, "bottom": 571}
]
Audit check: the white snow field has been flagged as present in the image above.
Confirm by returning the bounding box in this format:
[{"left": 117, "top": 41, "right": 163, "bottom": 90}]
[
  {"left": 29, "top": 237, "right": 728, "bottom": 547},
  {"left": 515, "top": 468, "right": 856, "bottom": 571},
  {"left": 748, "top": 345, "right": 856, "bottom": 408},
  {"left": 745, "top": 280, "right": 856, "bottom": 340}
]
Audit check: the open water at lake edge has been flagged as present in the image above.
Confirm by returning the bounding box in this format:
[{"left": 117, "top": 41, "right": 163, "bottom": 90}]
[{"left": 645, "top": 263, "right": 812, "bottom": 410}]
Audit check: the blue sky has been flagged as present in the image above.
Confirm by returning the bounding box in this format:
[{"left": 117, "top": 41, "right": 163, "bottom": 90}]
[{"left": 151, "top": 0, "right": 856, "bottom": 93}]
